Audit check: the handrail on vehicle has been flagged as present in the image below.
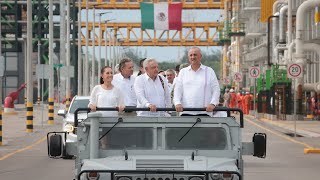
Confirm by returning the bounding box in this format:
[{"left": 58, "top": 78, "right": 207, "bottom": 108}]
[
  {"left": 74, "top": 107, "right": 244, "bottom": 128},
  {"left": 77, "top": 169, "right": 242, "bottom": 180}
]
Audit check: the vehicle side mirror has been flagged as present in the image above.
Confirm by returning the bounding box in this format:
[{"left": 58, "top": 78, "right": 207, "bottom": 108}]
[
  {"left": 48, "top": 134, "right": 63, "bottom": 157},
  {"left": 58, "top": 109, "right": 66, "bottom": 118},
  {"left": 252, "top": 133, "right": 267, "bottom": 158}
]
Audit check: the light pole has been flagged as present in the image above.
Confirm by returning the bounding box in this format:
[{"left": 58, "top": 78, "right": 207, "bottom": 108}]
[
  {"left": 109, "top": 29, "right": 114, "bottom": 71},
  {"left": 104, "top": 19, "right": 115, "bottom": 67},
  {"left": 96, "top": 12, "right": 110, "bottom": 84},
  {"left": 84, "top": 1, "right": 89, "bottom": 95},
  {"left": 59, "top": 0, "right": 66, "bottom": 104},
  {"left": 77, "top": 0, "right": 82, "bottom": 95},
  {"left": 48, "top": 0, "right": 54, "bottom": 124},
  {"left": 26, "top": 0, "right": 33, "bottom": 131},
  {"left": 91, "top": 6, "right": 96, "bottom": 92},
  {"left": 66, "top": 0, "right": 71, "bottom": 109}
]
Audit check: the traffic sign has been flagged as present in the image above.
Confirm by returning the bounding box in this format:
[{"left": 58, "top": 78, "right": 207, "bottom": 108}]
[
  {"left": 233, "top": 72, "right": 243, "bottom": 82},
  {"left": 223, "top": 77, "right": 230, "bottom": 85},
  {"left": 287, "top": 63, "right": 303, "bottom": 78},
  {"left": 36, "top": 64, "right": 53, "bottom": 79},
  {"left": 249, "top": 67, "right": 260, "bottom": 78},
  {"left": 60, "top": 65, "right": 74, "bottom": 79},
  {"left": 54, "top": 63, "right": 64, "bottom": 68}
]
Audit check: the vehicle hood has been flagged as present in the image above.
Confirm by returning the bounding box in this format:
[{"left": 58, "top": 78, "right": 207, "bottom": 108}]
[
  {"left": 65, "top": 113, "right": 87, "bottom": 123},
  {"left": 81, "top": 155, "right": 238, "bottom": 172}
]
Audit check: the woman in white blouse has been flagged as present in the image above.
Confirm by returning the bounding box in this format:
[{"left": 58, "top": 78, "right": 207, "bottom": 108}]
[{"left": 89, "top": 66, "right": 125, "bottom": 116}]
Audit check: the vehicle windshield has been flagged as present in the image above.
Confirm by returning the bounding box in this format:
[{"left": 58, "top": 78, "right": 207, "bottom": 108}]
[
  {"left": 69, "top": 99, "right": 90, "bottom": 114},
  {"left": 166, "top": 127, "right": 228, "bottom": 150},
  {"left": 99, "top": 127, "right": 153, "bottom": 150},
  {"left": 98, "top": 126, "right": 227, "bottom": 150}
]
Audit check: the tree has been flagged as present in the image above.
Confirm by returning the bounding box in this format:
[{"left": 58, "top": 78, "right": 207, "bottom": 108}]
[{"left": 180, "top": 49, "right": 221, "bottom": 78}]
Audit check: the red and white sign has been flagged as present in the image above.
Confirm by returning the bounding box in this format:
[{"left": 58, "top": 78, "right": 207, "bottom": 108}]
[
  {"left": 287, "top": 63, "right": 303, "bottom": 78},
  {"left": 249, "top": 67, "right": 260, "bottom": 78},
  {"left": 233, "top": 72, "right": 243, "bottom": 82},
  {"left": 223, "top": 77, "right": 230, "bottom": 85}
]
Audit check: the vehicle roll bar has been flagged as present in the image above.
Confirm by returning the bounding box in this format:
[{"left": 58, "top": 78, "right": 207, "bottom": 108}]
[{"left": 74, "top": 107, "right": 244, "bottom": 128}]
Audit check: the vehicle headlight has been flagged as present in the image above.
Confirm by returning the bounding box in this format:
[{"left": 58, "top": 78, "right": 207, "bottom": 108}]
[
  {"left": 64, "top": 124, "right": 74, "bottom": 133},
  {"left": 210, "top": 173, "right": 222, "bottom": 180},
  {"left": 210, "top": 173, "right": 232, "bottom": 180},
  {"left": 86, "top": 171, "right": 100, "bottom": 180},
  {"left": 189, "top": 176, "right": 203, "bottom": 180}
]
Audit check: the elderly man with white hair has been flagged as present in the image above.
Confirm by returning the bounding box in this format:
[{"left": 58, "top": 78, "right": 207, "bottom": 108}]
[{"left": 134, "top": 58, "right": 172, "bottom": 116}]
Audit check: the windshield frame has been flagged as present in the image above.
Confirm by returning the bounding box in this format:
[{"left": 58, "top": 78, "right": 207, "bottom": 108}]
[
  {"left": 97, "top": 123, "right": 232, "bottom": 151},
  {"left": 69, "top": 98, "right": 90, "bottom": 114}
]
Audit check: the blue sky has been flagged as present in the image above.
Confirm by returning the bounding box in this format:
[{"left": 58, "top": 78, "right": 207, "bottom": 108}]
[{"left": 78, "top": 9, "right": 223, "bottom": 62}]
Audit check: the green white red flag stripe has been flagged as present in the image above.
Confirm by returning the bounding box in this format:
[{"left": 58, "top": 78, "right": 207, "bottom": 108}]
[{"left": 140, "top": 2, "right": 182, "bottom": 31}]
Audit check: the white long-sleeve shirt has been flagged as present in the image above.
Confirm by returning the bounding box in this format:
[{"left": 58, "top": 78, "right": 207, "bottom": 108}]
[
  {"left": 112, "top": 73, "right": 137, "bottom": 106},
  {"left": 134, "top": 73, "right": 172, "bottom": 116},
  {"left": 173, "top": 64, "right": 220, "bottom": 116},
  {"left": 89, "top": 85, "right": 124, "bottom": 116}
]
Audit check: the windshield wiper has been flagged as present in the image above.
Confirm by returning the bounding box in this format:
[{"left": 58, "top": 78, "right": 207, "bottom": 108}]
[
  {"left": 178, "top": 118, "right": 201, "bottom": 142},
  {"left": 99, "top": 118, "right": 123, "bottom": 140}
]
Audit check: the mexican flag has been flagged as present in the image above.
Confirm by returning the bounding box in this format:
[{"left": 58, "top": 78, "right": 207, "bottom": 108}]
[{"left": 140, "top": 2, "right": 182, "bottom": 31}]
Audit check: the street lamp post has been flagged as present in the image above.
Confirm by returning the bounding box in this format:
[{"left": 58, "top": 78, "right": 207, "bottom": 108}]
[
  {"left": 77, "top": 0, "right": 82, "bottom": 96},
  {"left": 104, "top": 19, "right": 115, "bottom": 67},
  {"left": 91, "top": 7, "right": 96, "bottom": 92},
  {"left": 109, "top": 29, "right": 114, "bottom": 71},
  {"left": 96, "top": 12, "right": 110, "bottom": 84},
  {"left": 84, "top": 1, "right": 89, "bottom": 95}
]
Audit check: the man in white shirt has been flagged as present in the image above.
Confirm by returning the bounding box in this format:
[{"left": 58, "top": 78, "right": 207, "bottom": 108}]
[
  {"left": 165, "top": 69, "right": 175, "bottom": 93},
  {"left": 112, "top": 58, "right": 137, "bottom": 109},
  {"left": 134, "top": 58, "right": 172, "bottom": 116},
  {"left": 174, "top": 47, "right": 221, "bottom": 116}
]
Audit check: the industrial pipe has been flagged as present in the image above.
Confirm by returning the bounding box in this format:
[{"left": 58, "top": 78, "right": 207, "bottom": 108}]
[
  {"left": 267, "top": 15, "right": 279, "bottom": 66},
  {"left": 295, "top": 0, "right": 320, "bottom": 115},
  {"left": 296, "top": 0, "right": 320, "bottom": 57},
  {"left": 273, "top": 0, "right": 287, "bottom": 15},
  {"left": 303, "top": 83, "right": 320, "bottom": 93},
  {"left": 279, "top": 5, "right": 288, "bottom": 43},
  {"left": 287, "top": 0, "right": 293, "bottom": 44}
]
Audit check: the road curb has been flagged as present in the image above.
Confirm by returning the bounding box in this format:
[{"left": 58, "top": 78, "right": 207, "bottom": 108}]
[
  {"left": 304, "top": 148, "right": 320, "bottom": 154},
  {"left": 246, "top": 115, "right": 320, "bottom": 138}
]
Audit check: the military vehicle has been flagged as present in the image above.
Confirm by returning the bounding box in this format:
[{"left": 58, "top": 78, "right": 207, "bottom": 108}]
[{"left": 47, "top": 107, "right": 266, "bottom": 180}]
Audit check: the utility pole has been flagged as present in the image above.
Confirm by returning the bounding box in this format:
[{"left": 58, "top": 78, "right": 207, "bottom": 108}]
[
  {"left": 104, "top": 19, "right": 114, "bottom": 66},
  {"left": 66, "top": 0, "right": 71, "bottom": 111},
  {"left": 0, "top": 4, "right": 3, "bottom": 145},
  {"left": 26, "top": 0, "right": 33, "bottom": 131},
  {"left": 91, "top": 7, "right": 96, "bottom": 91},
  {"left": 60, "top": 0, "right": 66, "bottom": 104},
  {"left": 83, "top": 1, "right": 89, "bottom": 95},
  {"left": 77, "top": 0, "right": 82, "bottom": 95},
  {"left": 109, "top": 29, "right": 114, "bottom": 71},
  {"left": 97, "top": 12, "right": 110, "bottom": 83},
  {"left": 48, "top": 0, "right": 54, "bottom": 124}
]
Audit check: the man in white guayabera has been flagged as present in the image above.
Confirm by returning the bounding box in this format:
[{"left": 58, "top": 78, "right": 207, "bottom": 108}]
[
  {"left": 134, "top": 58, "right": 172, "bottom": 117},
  {"left": 174, "top": 47, "right": 226, "bottom": 117}
]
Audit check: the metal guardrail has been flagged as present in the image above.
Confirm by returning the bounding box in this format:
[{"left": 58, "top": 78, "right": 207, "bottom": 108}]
[
  {"left": 78, "top": 169, "right": 242, "bottom": 180},
  {"left": 74, "top": 107, "right": 244, "bottom": 128}
]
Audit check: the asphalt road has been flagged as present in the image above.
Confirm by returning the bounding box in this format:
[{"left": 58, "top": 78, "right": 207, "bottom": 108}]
[{"left": 0, "top": 115, "right": 319, "bottom": 180}]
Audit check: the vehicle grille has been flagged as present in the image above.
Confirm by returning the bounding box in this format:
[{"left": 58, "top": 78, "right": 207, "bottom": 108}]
[
  {"left": 136, "top": 159, "right": 184, "bottom": 170},
  {"left": 116, "top": 175, "right": 204, "bottom": 180}
]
